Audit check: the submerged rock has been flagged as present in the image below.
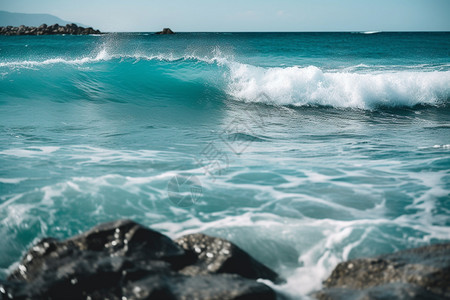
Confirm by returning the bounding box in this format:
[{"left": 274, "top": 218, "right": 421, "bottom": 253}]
[
  {"left": 315, "top": 243, "right": 450, "bottom": 299},
  {"left": 0, "top": 23, "right": 102, "bottom": 35},
  {"left": 1, "top": 220, "right": 278, "bottom": 299},
  {"left": 156, "top": 28, "right": 175, "bottom": 34}
]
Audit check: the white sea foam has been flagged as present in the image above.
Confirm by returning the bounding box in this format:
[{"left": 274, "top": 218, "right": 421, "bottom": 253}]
[
  {"left": 152, "top": 211, "right": 450, "bottom": 298},
  {"left": 226, "top": 63, "right": 450, "bottom": 109},
  {"left": 433, "top": 144, "right": 450, "bottom": 149},
  {"left": 0, "top": 47, "right": 224, "bottom": 68},
  {"left": 0, "top": 178, "right": 27, "bottom": 184},
  {"left": 1, "top": 47, "right": 449, "bottom": 109},
  {"left": 0, "top": 146, "right": 60, "bottom": 158},
  {"left": 361, "top": 31, "right": 382, "bottom": 35},
  {"left": 1, "top": 152, "right": 448, "bottom": 298},
  {"left": 0, "top": 49, "right": 110, "bottom": 68}
]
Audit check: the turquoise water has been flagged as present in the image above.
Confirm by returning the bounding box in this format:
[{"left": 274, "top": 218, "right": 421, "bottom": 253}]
[{"left": 1, "top": 32, "right": 449, "bottom": 298}]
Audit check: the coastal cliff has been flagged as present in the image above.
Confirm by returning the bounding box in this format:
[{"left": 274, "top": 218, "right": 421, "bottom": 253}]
[{"left": 0, "top": 23, "right": 102, "bottom": 35}]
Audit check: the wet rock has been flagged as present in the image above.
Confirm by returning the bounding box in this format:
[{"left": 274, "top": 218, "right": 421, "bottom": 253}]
[
  {"left": 1, "top": 220, "right": 278, "bottom": 300},
  {"left": 8, "top": 219, "right": 186, "bottom": 282},
  {"left": 0, "top": 23, "right": 102, "bottom": 35},
  {"left": 316, "top": 283, "right": 444, "bottom": 300},
  {"left": 176, "top": 233, "right": 283, "bottom": 283},
  {"left": 123, "top": 274, "right": 276, "bottom": 300},
  {"left": 315, "top": 243, "right": 450, "bottom": 299},
  {"left": 156, "top": 28, "right": 175, "bottom": 34}
]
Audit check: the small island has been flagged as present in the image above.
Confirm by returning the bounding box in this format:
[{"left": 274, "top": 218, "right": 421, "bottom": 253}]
[
  {"left": 0, "top": 23, "right": 102, "bottom": 35},
  {"left": 155, "top": 27, "right": 175, "bottom": 34}
]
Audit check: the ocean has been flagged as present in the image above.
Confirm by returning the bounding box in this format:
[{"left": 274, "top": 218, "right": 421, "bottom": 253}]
[{"left": 0, "top": 32, "right": 449, "bottom": 298}]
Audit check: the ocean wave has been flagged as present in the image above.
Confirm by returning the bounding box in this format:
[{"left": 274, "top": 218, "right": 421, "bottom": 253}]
[
  {"left": 0, "top": 47, "right": 227, "bottom": 68},
  {"left": 1, "top": 48, "right": 449, "bottom": 109},
  {"left": 361, "top": 31, "right": 382, "bottom": 35},
  {"left": 0, "top": 49, "right": 111, "bottom": 68},
  {"left": 226, "top": 63, "right": 450, "bottom": 109},
  {"left": 351, "top": 31, "right": 382, "bottom": 35}
]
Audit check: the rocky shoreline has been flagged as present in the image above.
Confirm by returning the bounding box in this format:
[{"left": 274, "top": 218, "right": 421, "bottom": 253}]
[
  {"left": 316, "top": 243, "right": 450, "bottom": 299},
  {"left": 0, "top": 23, "right": 102, "bottom": 35},
  {"left": 0, "top": 220, "right": 280, "bottom": 300},
  {"left": 0, "top": 220, "right": 448, "bottom": 299}
]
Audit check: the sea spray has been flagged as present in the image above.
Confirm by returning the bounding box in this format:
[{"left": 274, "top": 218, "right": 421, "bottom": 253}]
[{"left": 1, "top": 32, "right": 449, "bottom": 298}]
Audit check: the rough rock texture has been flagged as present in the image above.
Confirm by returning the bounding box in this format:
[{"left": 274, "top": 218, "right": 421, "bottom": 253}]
[
  {"left": 0, "top": 220, "right": 278, "bottom": 300},
  {"left": 156, "top": 28, "right": 175, "bottom": 34},
  {"left": 315, "top": 243, "right": 450, "bottom": 300},
  {"left": 175, "top": 233, "right": 283, "bottom": 283},
  {"left": 0, "top": 23, "right": 102, "bottom": 35}
]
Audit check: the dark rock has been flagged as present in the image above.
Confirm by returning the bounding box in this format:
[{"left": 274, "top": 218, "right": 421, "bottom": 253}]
[
  {"left": 315, "top": 243, "right": 450, "bottom": 299},
  {"left": 0, "top": 23, "right": 103, "bottom": 35},
  {"left": 156, "top": 28, "right": 175, "bottom": 35},
  {"left": 8, "top": 219, "right": 186, "bottom": 282},
  {"left": 316, "top": 283, "right": 445, "bottom": 300},
  {"left": 176, "top": 233, "right": 283, "bottom": 283},
  {"left": 123, "top": 274, "right": 276, "bottom": 300},
  {"left": 2, "top": 220, "right": 278, "bottom": 300}
]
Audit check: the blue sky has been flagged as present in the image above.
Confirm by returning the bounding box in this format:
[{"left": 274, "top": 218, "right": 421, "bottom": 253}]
[{"left": 1, "top": 0, "right": 449, "bottom": 32}]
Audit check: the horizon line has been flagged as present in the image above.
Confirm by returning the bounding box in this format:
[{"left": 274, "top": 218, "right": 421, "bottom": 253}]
[{"left": 103, "top": 30, "right": 450, "bottom": 33}]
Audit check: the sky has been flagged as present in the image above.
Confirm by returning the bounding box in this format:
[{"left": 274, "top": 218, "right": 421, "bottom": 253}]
[{"left": 1, "top": 0, "right": 449, "bottom": 32}]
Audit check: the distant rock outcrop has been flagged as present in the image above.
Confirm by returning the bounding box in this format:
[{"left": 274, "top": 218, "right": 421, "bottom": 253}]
[
  {"left": 315, "top": 243, "right": 450, "bottom": 299},
  {"left": 0, "top": 23, "right": 102, "bottom": 35},
  {"left": 156, "top": 28, "right": 175, "bottom": 35},
  {"left": 1, "top": 219, "right": 278, "bottom": 299}
]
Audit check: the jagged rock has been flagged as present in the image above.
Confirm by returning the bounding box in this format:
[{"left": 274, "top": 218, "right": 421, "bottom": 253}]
[
  {"left": 176, "top": 233, "right": 282, "bottom": 283},
  {"left": 315, "top": 243, "right": 450, "bottom": 299},
  {"left": 0, "top": 23, "right": 102, "bottom": 35},
  {"left": 1, "top": 220, "right": 278, "bottom": 300},
  {"left": 316, "top": 283, "right": 445, "bottom": 300},
  {"left": 123, "top": 274, "right": 275, "bottom": 300},
  {"left": 7, "top": 220, "right": 186, "bottom": 282},
  {"left": 156, "top": 28, "right": 175, "bottom": 35}
]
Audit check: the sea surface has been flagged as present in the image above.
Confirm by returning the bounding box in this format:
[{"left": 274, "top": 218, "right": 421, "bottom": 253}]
[{"left": 0, "top": 32, "right": 449, "bottom": 298}]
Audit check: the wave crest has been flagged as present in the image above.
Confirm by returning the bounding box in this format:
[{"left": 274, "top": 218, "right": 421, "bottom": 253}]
[
  {"left": 1, "top": 47, "right": 449, "bottom": 109},
  {"left": 226, "top": 64, "right": 450, "bottom": 109},
  {"left": 0, "top": 47, "right": 227, "bottom": 68}
]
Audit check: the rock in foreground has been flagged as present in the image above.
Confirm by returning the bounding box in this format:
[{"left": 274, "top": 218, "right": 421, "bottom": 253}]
[
  {"left": 316, "top": 243, "right": 450, "bottom": 299},
  {"left": 0, "top": 23, "right": 102, "bottom": 35},
  {"left": 0, "top": 220, "right": 278, "bottom": 300},
  {"left": 175, "top": 233, "right": 282, "bottom": 283}
]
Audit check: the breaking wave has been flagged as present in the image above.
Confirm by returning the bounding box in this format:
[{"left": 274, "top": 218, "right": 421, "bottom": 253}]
[
  {"left": 1, "top": 47, "right": 449, "bottom": 109},
  {"left": 226, "top": 63, "right": 450, "bottom": 109}
]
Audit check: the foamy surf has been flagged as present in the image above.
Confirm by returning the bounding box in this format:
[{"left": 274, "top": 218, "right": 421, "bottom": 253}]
[
  {"left": 0, "top": 48, "right": 111, "bottom": 68},
  {"left": 362, "top": 31, "right": 382, "bottom": 34},
  {"left": 1, "top": 31, "right": 449, "bottom": 300},
  {"left": 226, "top": 63, "right": 450, "bottom": 109},
  {"left": 0, "top": 47, "right": 226, "bottom": 68},
  {"left": 1, "top": 46, "right": 449, "bottom": 109}
]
